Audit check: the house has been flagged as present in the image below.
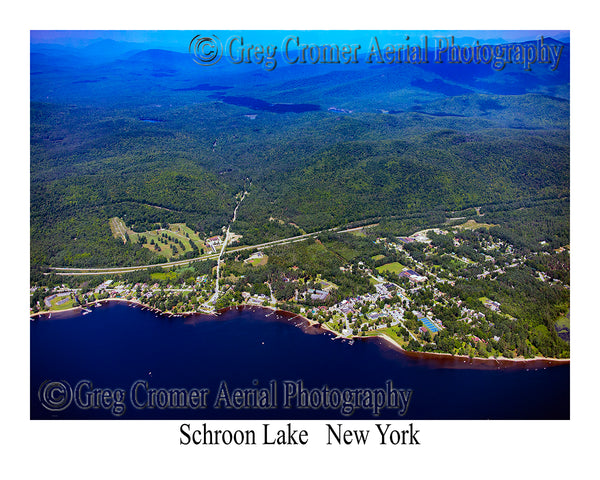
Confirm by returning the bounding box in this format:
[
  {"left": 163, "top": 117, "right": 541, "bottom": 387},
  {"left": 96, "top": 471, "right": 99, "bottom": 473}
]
[
  {"left": 483, "top": 300, "right": 501, "bottom": 312},
  {"left": 206, "top": 236, "right": 223, "bottom": 252},
  {"left": 95, "top": 279, "right": 114, "bottom": 293},
  {"left": 247, "top": 294, "right": 268, "bottom": 306},
  {"left": 399, "top": 269, "right": 427, "bottom": 283},
  {"left": 308, "top": 289, "right": 329, "bottom": 301},
  {"left": 244, "top": 251, "right": 265, "bottom": 263},
  {"left": 412, "top": 233, "right": 430, "bottom": 243}
]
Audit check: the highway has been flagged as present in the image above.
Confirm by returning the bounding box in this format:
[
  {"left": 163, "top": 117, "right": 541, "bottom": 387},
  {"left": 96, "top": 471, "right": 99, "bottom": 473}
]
[{"left": 49, "top": 222, "right": 377, "bottom": 276}]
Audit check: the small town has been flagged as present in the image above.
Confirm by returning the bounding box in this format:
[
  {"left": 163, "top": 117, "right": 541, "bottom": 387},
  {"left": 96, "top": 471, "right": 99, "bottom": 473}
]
[{"left": 30, "top": 219, "right": 570, "bottom": 361}]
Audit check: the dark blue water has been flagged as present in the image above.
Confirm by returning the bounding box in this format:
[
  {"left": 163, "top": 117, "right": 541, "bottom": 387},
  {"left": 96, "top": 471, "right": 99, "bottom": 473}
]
[
  {"left": 30, "top": 302, "right": 569, "bottom": 420},
  {"left": 208, "top": 94, "right": 320, "bottom": 113}
]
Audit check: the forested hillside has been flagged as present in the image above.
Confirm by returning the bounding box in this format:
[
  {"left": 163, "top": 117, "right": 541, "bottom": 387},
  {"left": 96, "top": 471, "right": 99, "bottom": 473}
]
[{"left": 30, "top": 39, "right": 569, "bottom": 268}]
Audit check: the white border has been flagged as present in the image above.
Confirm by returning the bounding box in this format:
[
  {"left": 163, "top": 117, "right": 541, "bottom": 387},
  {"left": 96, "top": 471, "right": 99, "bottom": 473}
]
[{"left": 5, "top": 0, "right": 598, "bottom": 477}]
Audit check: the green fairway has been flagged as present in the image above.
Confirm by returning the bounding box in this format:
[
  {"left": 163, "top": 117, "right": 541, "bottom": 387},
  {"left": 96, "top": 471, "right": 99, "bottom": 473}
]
[
  {"left": 112, "top": 218, "right": 208, "bottom": 260},
  {"left": 109, "top": 217, "right": 128, "bottom": 243}
]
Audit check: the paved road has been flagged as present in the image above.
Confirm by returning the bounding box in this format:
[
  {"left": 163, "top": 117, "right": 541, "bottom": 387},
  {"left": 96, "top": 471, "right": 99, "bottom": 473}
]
[{"left": 205, "top": 190, "right": 247, "bottom": 305}]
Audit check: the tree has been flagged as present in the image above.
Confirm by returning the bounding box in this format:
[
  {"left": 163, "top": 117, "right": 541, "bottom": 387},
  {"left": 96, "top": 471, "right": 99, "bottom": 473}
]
[{"left": 423, "top": 330, "right": 432, "bottom": 343}]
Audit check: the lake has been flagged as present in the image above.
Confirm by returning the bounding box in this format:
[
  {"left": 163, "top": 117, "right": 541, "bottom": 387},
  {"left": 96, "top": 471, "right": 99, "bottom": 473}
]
[
  {"left": 208, "top": 93, "right": 320, "bottom": 113},
  {"left": 30, "top": 302, "right": 569, "bottom": 420}
]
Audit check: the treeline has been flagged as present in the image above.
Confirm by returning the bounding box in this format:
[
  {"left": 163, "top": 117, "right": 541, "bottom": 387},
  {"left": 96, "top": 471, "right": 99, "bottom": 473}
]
[
  {"left": 441, "top": 264, "right": 569, "bottom": 358},
  {"left": 485, "top": 198, "right": 569, "bottom": 252}
]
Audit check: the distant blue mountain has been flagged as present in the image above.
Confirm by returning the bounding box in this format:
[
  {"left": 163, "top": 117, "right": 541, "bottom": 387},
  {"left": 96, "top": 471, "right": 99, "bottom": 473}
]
[{"left": 30, "top": 34, "right": 569, "bottom": 112}]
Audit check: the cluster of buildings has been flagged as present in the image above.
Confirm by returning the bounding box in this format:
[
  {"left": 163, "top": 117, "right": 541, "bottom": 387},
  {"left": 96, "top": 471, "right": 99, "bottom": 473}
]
[
  {"left": 205, "top": 235, "right": 223, "bottom": 253},
  {"left": 241, "top": 291, "right": 270, "bottom": 306},
  {"left": 483, "top": 299, "right": 501, "bottom": 312},
  {"left": 459, "top": 305, "right": 486, "bottom": 323},
  {"left": 307, "top": 289, "right": 329, "bottom": 301},
  {"left": 399, "top": 269, "right": 427, "bottom": 283}
]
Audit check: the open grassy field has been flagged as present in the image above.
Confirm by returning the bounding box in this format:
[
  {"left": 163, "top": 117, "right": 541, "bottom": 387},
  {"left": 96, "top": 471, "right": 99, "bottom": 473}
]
[
  {"left": 149, "top": 265, "right": 198, "bottom": 283},
  {"left": 376, "top": 262, "right": 406, "bottom": 274},
  {"left": 454, "top": 219, "right": 499, "bottom": 230},
  {"left": 364, "top": 327, "right": 408, "bottom": 347},
  {"left": 246, "top": 254, "right": 268, "bottom": 266},
  {"left": 150, "top": 271, "right": 180, "bottom": 282},
  {"left": 48, "top": 295, "right": 76, "bottom": 311},
  {"left": 371, "top": 254, "right": 385, "bottom": 261}
]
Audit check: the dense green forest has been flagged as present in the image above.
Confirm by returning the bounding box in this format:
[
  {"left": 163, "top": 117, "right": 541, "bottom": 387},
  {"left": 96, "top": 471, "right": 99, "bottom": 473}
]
[
  {"left": 31, "top": 99, "right": 569, "bottom": 268},
  {"left": 31, "top": 42, "right": 569, "bottom": 269}
]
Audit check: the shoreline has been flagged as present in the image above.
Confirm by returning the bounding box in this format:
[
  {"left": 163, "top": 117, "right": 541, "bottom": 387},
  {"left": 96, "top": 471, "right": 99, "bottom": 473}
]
[
  {"left": 31, "top": 298, "right": 570, "bottom": 367},
  {"left": 373, "top": 332, "right": 570, "bottom": 368}
]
